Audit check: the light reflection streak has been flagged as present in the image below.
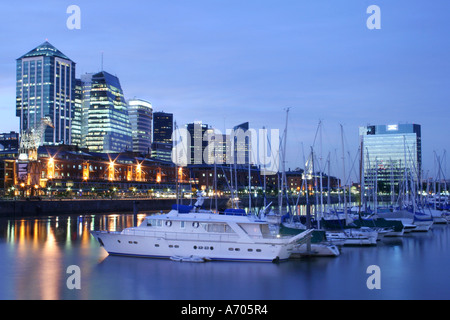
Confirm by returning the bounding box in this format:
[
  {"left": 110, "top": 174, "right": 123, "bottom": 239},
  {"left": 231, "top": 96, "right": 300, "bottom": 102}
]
[{"left": 1, "top": 213, "right": 151, "bottom": 299}]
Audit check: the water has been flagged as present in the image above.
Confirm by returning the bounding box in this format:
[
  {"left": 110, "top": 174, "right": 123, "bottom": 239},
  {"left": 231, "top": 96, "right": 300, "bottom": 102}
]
[{"left": 0, "top": 213, "right": 449, "bottom": 300}]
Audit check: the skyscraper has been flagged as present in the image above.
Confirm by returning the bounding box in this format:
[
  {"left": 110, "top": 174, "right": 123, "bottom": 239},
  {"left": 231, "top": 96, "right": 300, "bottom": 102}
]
[
  {"left": 153, "top": 112, "right": 173, "bottom": 144},
  {"left": 187, "top": 122, "right": 209, "bottom": 165},
  {"left": 71, "top": 78, "right": 83, "bottom": 146},
  {"left": 359, "top": 123, "right": 422, "bottom": 192},
  {"left": 151, "top": 112, "right": 173, "bottom": 162},
  {"left": 16, "top": 41, "right": 76, "bottom": 145},
  {"left": 128, "top": 99, "right": 153, "bottom": 154},
  {"left": 79, "top": 73, "right": 93, "bottom": 148},
  {"left": 85, "top": 71, "right": 132, "bottom": 153},
  {"left": 233, "top": 122, "right": 251, "bottom": 165}
]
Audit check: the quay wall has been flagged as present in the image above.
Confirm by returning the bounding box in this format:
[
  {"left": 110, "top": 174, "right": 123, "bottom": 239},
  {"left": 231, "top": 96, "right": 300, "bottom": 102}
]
[
  {"left": 0, "top": 198, "right": 230, "bottom": 218},
  {"left": 0, "top": 194, "right": 360, "bottom": 218}
]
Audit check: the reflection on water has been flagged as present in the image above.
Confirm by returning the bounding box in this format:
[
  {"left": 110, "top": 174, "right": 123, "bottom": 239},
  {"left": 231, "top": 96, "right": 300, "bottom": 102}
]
[
  {"left": 0, "top": 213, "right": 449, "bottom": 300},
  {"left": 0, "top": 214, "right": 147, "bottom": 300}
]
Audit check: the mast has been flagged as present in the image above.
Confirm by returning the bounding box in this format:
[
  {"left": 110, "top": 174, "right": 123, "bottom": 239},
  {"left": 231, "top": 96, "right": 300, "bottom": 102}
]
[
  {"left": 174, "top": 121, "right": 179, "bottom": 209},
  {"left": 214, "top": 160, "right": 218, "bottom": 212},
  {"left": 280, "top": 108, "right": 290, "bottom": 212},
  {"left": 248, "top": 159, "right": 251, "bottom": 214},
  {"left": 359, "top": 138, "right": 364, "bottom": 214},
  {"left": 340, "top": 124, "right": 347, "bottom": 218},
  {"left": 263, "top": 126, "right": 267, "bottom": 208}
]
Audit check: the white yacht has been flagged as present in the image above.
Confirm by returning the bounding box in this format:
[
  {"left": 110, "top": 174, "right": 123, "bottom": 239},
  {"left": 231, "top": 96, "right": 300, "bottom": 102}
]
[{"left": 91, "top": 205, "right": 313, "bottom": 262}]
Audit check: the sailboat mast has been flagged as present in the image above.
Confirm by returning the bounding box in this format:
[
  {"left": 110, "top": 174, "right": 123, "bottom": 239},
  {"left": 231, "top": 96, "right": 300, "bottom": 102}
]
[
  {"left": 359, "top": 138, "right": 364, "bottom": 214},
  {"left": 280, "top": 108, "right": 290, "bottom": 211},
  {"left": 340, "top": 124, "right": 347, "bottom": 217},
  {"left": 263, "top": 126, "right": 267, "bottom": 208}
]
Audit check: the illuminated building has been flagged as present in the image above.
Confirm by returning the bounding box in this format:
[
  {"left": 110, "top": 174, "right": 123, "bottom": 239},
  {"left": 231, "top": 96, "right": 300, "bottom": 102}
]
[
  {"left": 0, "top": 131, "right": 19, "bottom": 151},
  {"left": 151, "top": 112, "right": 173, "bottom": 162},
  {"left": 16, "top": 41, "right": 76, "bottom": 145},
  {"left": 80, "top": 73, "right": 93, "bottom": 148},
  {"left": 19, "top": 145, "right": 188, "bottom": 195},
  {"left": 186, "top": 122, "right": 209, "bottom": 165},
  {"left": 85, "top": 71, "right": 132, "bottom": 153},
  {"left": 359, "top": 123, "right": 422, "bottom": 191},
  {"left": 128, "top": 99, "right": 152, "bottom": 154},
  {"left": 153, "top": 112, "right": 173, "bottom": 144},
  {"left": 71, "top": 79, "right": 83, "bottom": 146},
  {"left": 233, "top": 122, "right": 251, "bottom": 165}
]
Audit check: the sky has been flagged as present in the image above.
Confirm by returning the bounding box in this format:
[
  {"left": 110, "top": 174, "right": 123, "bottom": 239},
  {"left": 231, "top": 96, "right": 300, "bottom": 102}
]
[{"left": 0, "top": 0, "right": 449, "bottom": 181}]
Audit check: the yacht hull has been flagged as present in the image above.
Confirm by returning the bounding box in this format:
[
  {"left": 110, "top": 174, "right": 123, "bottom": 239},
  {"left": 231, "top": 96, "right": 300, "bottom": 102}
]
[{"left": 91, "top": 230, "right": 294, "bottom": 262}]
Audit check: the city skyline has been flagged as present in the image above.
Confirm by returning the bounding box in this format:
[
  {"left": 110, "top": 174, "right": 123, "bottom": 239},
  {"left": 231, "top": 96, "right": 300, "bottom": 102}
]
[{"left": 0, "top": 1, "right": 449, "bottom": 181}]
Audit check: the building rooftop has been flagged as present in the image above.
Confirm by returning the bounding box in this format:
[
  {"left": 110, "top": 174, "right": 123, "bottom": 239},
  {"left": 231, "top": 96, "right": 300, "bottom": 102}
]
[{"left": 18, "top": 41, "right": 72, "bottom": 61}]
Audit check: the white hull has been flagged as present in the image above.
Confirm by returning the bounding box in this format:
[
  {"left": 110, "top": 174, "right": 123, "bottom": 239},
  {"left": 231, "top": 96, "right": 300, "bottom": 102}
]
[
  {"left": 325, "top": 230, "right": 378, "bottom": 246},
  {"left": 427, "top": 209, "right": 448, "bottom": 224},
  {"left": 91, "top": 230, "right": 295, "bottom": 262},
  {"left": 290, "top": 243, "right": 340, "bottom": 257},
  {"left": 411, "top": 220, "right": 434, "bottom": 232}
]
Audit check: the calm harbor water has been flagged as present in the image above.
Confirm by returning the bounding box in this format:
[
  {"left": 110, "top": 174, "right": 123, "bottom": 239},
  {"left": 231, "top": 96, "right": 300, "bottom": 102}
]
[{"left": 0, "top": 212, "right": 449, "bottom": 300}]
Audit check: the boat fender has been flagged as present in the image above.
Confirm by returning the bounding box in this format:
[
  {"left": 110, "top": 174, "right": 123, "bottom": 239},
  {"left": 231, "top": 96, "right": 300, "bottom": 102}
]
[
  {"left": 192, "top": 222, "right": 199, "bottom": 228},
  {"left": 166, "top": 221, "right": 172, "bottom": 227}
]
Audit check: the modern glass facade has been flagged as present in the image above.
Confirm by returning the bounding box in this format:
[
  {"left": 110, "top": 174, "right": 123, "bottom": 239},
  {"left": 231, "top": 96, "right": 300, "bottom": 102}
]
[
  {"left": 187, "top": 122, "right": 209, "bottom": 165},
  {"left": 233, "top": 122, "right": 251, "bottom": 165},
  {"left": 153, "top": 112, "right": 173, "bottom": 144},
  {"left": 85, "top": 71, "right": 132, "bottom": 153},
  {"left": 360, "top": 124, "right": 422, "bottom": 191},
  {"left": 151, "top": 112, "right": 173, "bottom": 162},
  {"left": 72, "top": 78, "right": 83, "bottom": 146},
  {"left": 16, "top": 41, "right": 76, "bottom": 145},
  {"left": 128, "top": 99, "right": 152, "bottom": 154},
  {"left": 80, "top": 73, "right": 93, "bottom": 148}
]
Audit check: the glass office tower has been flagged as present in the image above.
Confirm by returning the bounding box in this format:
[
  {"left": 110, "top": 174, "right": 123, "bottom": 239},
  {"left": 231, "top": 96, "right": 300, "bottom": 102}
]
[
  {"left": 359, "top": 123, "right": 422, "bottom": 192},
  {"left": 128, "top": 99, "right": 153, "bottom": 154},
  {"left": 71, "top": 78, "right": 83, "bottom": 146},
  {"left": 16, "top": 41, "right": 76, "bottom": 145},
  {"left": 151, "top": 112, "right": 173, "bottom": 162},
  {"left": 85, "top": 71, "right": 132, "bottom": 153},
  {"left": 153, "top": 112, "right": 173, "bottom": 144}
]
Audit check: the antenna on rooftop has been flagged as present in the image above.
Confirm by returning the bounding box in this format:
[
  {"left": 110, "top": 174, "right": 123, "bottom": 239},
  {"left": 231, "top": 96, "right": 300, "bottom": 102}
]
[{"left": 101, "top": 51, "right": 104, "bottom": 71}]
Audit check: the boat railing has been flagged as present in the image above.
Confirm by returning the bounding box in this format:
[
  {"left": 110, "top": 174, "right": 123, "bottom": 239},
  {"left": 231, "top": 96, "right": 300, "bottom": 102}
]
[
  {"left": 120, "top": 228, "right": 242, "bottom": 242},
  {"left": 95, "top": 228, "right": 286, "bottom": 242}
]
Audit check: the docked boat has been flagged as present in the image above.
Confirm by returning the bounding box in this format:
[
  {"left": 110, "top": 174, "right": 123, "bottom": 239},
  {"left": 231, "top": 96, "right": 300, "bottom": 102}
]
[
  {"left": 91, "top": 204, "right": 313, "bottom": 262},
  {"left": 425, "top": 208, "right": 448, "bottom": 224},
  {"left": 376, "top": 210, "right": 431, "bottom": 232},
  {"left": 325, "top": 227, "right": 378, "bottom": 246},
  {"left": 290, "top": 243, "right": 340, "bottom": 257}
]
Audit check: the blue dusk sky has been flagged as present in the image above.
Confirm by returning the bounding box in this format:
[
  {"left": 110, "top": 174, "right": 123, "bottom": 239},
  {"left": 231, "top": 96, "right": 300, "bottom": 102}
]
[{"left": 0, "top": 1, "right": 449, "bottom": 181}]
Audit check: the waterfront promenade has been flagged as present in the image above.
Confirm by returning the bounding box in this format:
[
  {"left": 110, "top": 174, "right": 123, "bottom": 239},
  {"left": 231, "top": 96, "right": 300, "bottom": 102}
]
[
  {"left": 0, "top": 198, "right": 227, "bottom": 217},
  {"left": 0, "top": 194, "right": 357, "bottom": 217}
]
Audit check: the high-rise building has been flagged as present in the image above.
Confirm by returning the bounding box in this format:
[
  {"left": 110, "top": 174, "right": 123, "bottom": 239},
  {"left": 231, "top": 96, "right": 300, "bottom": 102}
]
[
  {"left": 151, "top": 112, "right": 173, "bottom": 162},
  {"left": 186, "top": 122, "right": 209, "bottom": 165},
  {"left": 128, "top": 99, "right": 153, "bottom": 154},
  {"left": 16, "top": 41, "right": 76, "bottom": 145},
  {"left": 359, "top": 123, "right": 422, "bottom": 191},
  {"left": 233, "top": 122, "right": 251, "bottom": 165},
  {"left": 71, "top": 78, "right": 83, "bottom": 146},
  {"left": 153, "top": 112, "right": 173, "bottom": 144},
  {"left": 85, "top": 71, "right": 132, "bottom": 153},
  {"left": 79, "top": 73, "right": 93, "bottom": 148}
]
